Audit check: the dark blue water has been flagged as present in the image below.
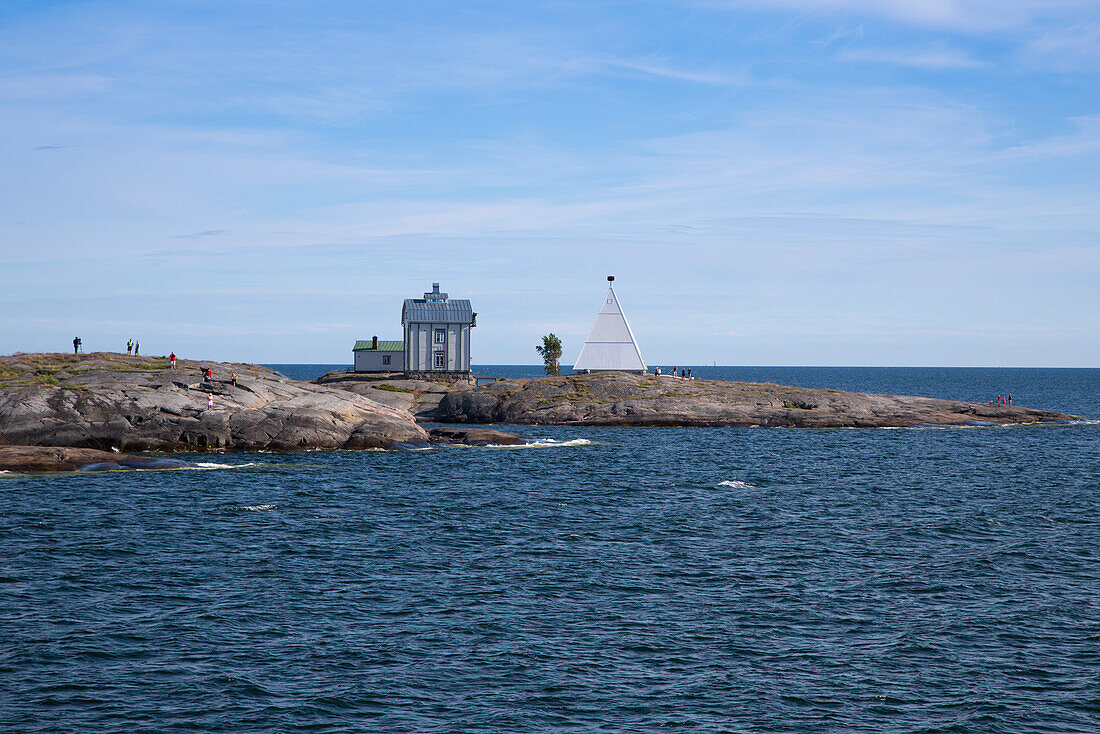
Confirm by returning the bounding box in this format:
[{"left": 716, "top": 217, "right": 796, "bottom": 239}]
[{"left": 3, "top": 368, "right": 1099, "bottom": 732}]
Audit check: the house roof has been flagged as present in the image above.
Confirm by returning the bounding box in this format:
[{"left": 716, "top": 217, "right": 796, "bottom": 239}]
[
  {"left": 353, "top": 340, "right": 404, "bottom": 352},
  {"left": 402, "top": 298, "right": 475, "bottom": 325}
]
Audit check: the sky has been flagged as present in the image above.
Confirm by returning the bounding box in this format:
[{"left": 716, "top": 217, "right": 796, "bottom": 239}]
[{"left": 1, "top": 0, "right": 1098, "bottom": 366}]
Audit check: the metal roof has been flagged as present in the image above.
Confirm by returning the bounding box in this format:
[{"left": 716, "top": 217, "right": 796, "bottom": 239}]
[
  {"left": 402, "top": 298, "right": 475, "bottom": 325},
  {"left": 353, "top": 340, "right": 404, "bottom": 352}
]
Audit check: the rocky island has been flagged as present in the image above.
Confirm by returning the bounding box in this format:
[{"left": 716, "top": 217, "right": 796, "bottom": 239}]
[
  {"left": 0, "top": 354, "right": 1076, "bottom": 471},
  {"left": 0, "top": 352, "right": 430, "bottom": 453},
  {"left": 430, "top": 372, "right": 1071, "bottom": 428}
]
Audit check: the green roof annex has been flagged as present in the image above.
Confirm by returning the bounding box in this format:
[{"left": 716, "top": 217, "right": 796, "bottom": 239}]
[{"left": 353, "top": 340, "right": 404, "bottom": 352}]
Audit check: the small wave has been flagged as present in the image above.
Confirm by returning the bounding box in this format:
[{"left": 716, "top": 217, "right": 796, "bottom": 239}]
[
  {"left": 718, "top": 479, "right": 756, "bottom": 489},
  {"left": 445, "top": 438, "right": 594, "bottom": 449},
  {"left": 497, "top": 438, "right": 595, "bottom": 449},
  {"left": 193, "top": 462, "right": 262, "bottom": 470},
  {"left": 240, "top": 504, "right": 277, "bottom": 511}
]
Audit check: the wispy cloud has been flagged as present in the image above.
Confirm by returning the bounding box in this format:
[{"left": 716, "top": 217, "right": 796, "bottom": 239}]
[
  {"left": 813, "top": 24, "right": 864, "bottom": 48},
  {"left": 837, "top": 46, "right": 989, "bottom": 69},
  {"left": 173, "top": 229, "right": 228, "bottom": 239},
  {"left": 707, "top": 0, "right": 1099, "bottom": 33},
  {"left": 1021, "top": 22, "right": 1100, "bottom": 72},
  {"left": 0, "top": 73, "right": 112, "bottom": 100},
  {"left": 607, "top": 59, "right": 747, "bottom": 86},
  {"left": 991, "top": 114, "right": 1100, "bottom": 162}
]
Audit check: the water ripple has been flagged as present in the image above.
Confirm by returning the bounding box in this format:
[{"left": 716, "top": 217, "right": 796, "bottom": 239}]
[{"left": 2, "top": 411, "right": 1099, "bottom": 732}]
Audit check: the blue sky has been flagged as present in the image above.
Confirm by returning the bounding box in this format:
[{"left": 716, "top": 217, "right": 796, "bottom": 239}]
[{"left": 2, "top": 0, "right": 1098, "bottom": 365}]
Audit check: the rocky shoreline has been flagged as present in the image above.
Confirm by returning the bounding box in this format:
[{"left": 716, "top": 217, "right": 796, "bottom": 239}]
[
  {"left": 0, "top": 354, "right": 1077, "bottom": 472},
  {"left": 0, "top": 353, "right": 430, "bottom": 453},
  {"left": 430, "top": 372, "right": 1073, "bottom": 428},
  {"left": 0, "top": 446, "right": 200, "bottom": 473}
]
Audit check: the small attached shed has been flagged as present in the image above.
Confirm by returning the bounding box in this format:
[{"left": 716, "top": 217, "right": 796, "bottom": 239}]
[{"left": 353, "top": 337, "right": 405, "bottom": 373}]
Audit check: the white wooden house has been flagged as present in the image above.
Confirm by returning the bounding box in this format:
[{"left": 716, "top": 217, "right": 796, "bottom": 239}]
[{"left": 402, "top": 283, "right": 476, "bottom": 374}]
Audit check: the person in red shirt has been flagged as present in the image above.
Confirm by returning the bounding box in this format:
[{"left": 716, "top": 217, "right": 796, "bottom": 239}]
[{"left": 169, "top": 352, "right": 176, "bottom": 369}]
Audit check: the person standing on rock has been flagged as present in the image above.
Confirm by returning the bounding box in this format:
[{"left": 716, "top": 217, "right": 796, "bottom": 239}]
[
  {"left": 231, "top": 372, "right": 237, "bottom": 387},
  {"left": 1008, "top": 394, "right": 1012, "bottom": 405},
  {"left": 203, "top": 367, "right": 212, "bottom": 382},
  {"left": 169, "top": 352, "right": 176, "bottom": 368},
  {"left": 127, "top": 339, "right": 133, "bottom": 355},
  {"left": 73, "top": 337, "right": 81, "bottom": 354},
  {"left": 134, "top": 341, "right": 140, "bottom": 355}
]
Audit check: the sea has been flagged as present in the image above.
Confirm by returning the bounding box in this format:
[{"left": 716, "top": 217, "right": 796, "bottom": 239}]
[{"left": 2, "top": 366, "right": 1098, "bottom": 733}]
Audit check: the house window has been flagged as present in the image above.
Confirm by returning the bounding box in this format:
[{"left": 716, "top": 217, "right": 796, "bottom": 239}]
[
  {"left": 382, "top": 355, "right": 391, "bottom": 366},
  {"left": 433, "top": 352, "right": 445, "bottom": 369},
  {"left": 434, "top": 328, "right": 446, "bottom": 344}
]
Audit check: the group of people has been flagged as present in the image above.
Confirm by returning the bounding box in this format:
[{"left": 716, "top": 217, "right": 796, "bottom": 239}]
[
  {"left": 655, "top": 365, "right": 693, "bottom": 379},
  {"left": 991, "top": 394, "right": 1013, "bottom": 405},
  {"left": 202, "top": 366, "right": 237, "bottom": 386},
  {"left": 69, "top": 338, "right": 184, "bottom": 372}
]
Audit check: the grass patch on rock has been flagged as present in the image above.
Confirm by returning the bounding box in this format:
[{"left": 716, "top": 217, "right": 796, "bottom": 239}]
[{"left": 371, "top": 384, "right": 413, "bottom": 394}]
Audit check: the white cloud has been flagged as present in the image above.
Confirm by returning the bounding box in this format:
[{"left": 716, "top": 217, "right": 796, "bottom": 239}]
[
  {"left": 607, "top": 59, "right": 747, "bottom": 85},
  {"left": 706, "top": 0, "right": 1099, "bottom": 33},
  {"left": 0, "top": 74, "right": 112, "bottom": 100},
  {"left": 990, "top": 114, "right": 1100, "bottom": 161},
  {"left": 837, "top": 46, "right": 988, "bottom": 69},
  {"left": 1021, "top": 22, "right": 1100, "bottom": 71}
]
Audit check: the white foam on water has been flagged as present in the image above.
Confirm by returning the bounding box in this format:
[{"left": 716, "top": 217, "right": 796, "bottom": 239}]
[
  {"left": 193, "top": 461, "right": 262, "bottom": 470},
  {"left": 242, "top": 504, "right": 277, "bottom": 511},
  {"left": 718, "top": 479, "right": 757, "bottom": 489},
  {"left": 493, "top": 438, "right": 595, "bottom": 449}
]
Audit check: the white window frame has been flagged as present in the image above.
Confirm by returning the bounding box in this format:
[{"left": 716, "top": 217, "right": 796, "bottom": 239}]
[
  {"left": 433, "top": 351, "right": 445, "bottom": 370},
  {"left": 434, "top": 328, "right": 446, "bottom": 344}
]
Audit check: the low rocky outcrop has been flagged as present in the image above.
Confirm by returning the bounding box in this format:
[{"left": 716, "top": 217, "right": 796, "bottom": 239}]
[
  {"left": 0, "top": 446, "right": 198, "bottom": 472},
  {"left": 428, "top": 426, "right": 530, "bottom": 446},
  {"left": 314, "top": 371, "right": 473, "bottom": 420},
  {"left": 436, "top": 372, "right": 1074, "bottom": 428},
  {"left": 0, "top": 353, "right": 429, "bottom": 452}
]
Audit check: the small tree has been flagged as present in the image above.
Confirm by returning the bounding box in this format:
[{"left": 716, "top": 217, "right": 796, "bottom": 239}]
[{"left": 536, "top": 333, "right": 563, "bottom": 376}]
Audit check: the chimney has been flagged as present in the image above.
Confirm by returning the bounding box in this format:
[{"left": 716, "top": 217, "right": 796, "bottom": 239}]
[
  {"left": 372, "top": 336, "right": 378, "bottom": 349},
  {"left": 432, "top": 283, "right": 440, "bottom": 293}
]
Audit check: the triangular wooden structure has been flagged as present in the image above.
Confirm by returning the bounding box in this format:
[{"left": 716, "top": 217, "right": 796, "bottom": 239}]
[{"left": 572, "top": 278, "right": 647, "bottom": 373}]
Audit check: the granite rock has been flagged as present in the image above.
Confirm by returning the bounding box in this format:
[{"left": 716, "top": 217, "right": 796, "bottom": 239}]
[
  {"left": 0, "top": 446, "right": 198, "bottom": 472},
  {"left": 0, "top": 353, "right": 429, "bottom": 451},
  {"left": 435, "top": 372, "right": 1073, "bottom": 428},
  {"left": 428, "top": 426, "right": 530, "bottom": 446}
]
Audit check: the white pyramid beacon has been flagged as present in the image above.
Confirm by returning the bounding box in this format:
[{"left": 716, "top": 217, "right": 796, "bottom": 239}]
[{"left": 572, "top": 275, "right": 648, "bottom": 374}]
